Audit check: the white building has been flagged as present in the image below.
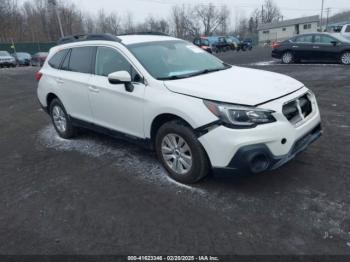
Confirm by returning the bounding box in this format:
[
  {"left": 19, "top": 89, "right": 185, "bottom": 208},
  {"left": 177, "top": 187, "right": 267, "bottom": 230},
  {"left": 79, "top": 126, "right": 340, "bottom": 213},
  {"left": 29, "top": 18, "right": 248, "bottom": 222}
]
[{"left": 258, "top": 15, "right": 319, "bottom": 44}]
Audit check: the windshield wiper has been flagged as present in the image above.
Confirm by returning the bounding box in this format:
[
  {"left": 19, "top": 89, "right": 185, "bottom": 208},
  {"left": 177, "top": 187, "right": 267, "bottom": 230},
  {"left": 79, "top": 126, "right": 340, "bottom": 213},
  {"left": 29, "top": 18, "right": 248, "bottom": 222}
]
[
  {"left": 186, "top": 65, "right": 231, "bottom": 78},
  {"left": 157, "top": 75, "right": 183, "bottom": 80},
  {"left": 158, "top": 64, "right": 232, "bottom": 81}
]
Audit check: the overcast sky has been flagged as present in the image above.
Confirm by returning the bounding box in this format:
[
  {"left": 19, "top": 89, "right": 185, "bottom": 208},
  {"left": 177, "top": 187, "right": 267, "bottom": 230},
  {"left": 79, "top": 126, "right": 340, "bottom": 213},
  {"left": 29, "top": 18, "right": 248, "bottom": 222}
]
[{"left": 68, "top": 0, "right": 349, "bottom": 22}]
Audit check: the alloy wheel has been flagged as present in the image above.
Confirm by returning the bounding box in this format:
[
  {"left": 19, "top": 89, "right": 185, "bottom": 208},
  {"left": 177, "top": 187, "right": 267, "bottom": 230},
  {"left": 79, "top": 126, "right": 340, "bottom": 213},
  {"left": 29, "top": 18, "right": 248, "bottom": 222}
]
[
  {"left": 161, "top": 134, "right": 193, "bottom": 175},
  {"left": 341, "top": 52, "right": 350, "bottom": 65},
  {"left": 52, "top": 105, "right": 67, "bottom": 133},
  {"left": 282, "top": 52, "right": 293, "bottom": 64}
]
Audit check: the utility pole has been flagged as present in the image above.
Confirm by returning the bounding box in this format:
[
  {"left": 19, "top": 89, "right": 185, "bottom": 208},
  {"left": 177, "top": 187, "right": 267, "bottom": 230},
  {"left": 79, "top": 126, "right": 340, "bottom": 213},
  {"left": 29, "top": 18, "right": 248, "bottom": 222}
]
[
  {"left": 48, "top": 0, "right": 64, "bottom": 38},
  {"left": 326, "top": 7, "right": 331, "bottom": 32},
  {"left": 320, "top": 0, "right": 325, "bottom": 31}
]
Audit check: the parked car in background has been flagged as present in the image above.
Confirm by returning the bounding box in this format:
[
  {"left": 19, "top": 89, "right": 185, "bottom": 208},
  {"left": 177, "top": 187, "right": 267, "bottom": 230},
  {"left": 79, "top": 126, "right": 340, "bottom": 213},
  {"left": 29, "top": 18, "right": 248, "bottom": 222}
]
[
  {"left": 340, "top": 24, "right": 350, "bottom": 40},
  {"left": 12, "top": 52, "right": 32, "bottom": 66},
  {"left": 272, "top": 33, "right": 350, "bottom": 65},
  {"left": 227, "top": 36, "right": 242, "bottom": 51},
  {"left": 206, "top": 36, "right": 231, "bottom": 53},
  {"left": 225, "top": 37, "right": 237, "bottom": 51},
  {"left": 0, "top": 51, "right": 17, "bottom": 68},
  {"left": 243, "top": 38, "right": 253, "bottom": 51},
  {"left": 193, "top": 37, "right": 212, "bottom": 53},
  {"left": 31, "top": 52, "right": 48, "bottom": 67}
]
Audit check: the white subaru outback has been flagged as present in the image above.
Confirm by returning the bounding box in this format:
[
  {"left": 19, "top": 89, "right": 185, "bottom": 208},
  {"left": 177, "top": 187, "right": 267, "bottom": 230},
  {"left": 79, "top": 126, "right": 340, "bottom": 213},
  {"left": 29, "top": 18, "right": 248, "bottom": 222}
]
[{"left": 37, "top": 33, "right": 322, "bottom": 184}]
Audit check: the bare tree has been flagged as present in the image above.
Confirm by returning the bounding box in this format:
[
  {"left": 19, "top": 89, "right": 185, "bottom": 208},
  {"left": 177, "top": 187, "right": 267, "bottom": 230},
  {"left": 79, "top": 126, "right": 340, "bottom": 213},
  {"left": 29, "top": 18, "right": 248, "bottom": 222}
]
[
  {"left": 123, "top": 12, "right": 135, "bottom": 33},
  {"left": 171, "top": 4, "right": 200, "bottom": 39},
  {"left": 195, "top": 3, "right": 229, "bottom": 36},
  {"left": 255, "top": 0, "right": 281, "bottom": 24}
]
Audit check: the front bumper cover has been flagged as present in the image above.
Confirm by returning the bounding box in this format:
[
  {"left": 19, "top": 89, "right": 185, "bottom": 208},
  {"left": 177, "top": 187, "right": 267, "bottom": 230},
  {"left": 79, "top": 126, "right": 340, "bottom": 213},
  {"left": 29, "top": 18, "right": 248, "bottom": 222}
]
[{"left": 213, "top": 123, "right": 322, "bottom": 175}]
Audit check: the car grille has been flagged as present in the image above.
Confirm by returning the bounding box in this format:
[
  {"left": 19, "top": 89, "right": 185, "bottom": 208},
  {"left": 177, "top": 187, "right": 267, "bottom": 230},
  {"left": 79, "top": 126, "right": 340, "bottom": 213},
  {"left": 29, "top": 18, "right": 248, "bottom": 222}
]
[
  {"left": 283, "top": 94, "right": 313, "bottom": 125},
  {"left": 0, "top": 58, "right": 12, "bottom": 62}
]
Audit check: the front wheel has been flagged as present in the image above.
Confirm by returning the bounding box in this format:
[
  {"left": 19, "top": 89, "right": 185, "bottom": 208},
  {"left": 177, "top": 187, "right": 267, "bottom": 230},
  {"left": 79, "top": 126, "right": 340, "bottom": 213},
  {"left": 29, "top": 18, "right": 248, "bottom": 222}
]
[
  {"left": 282, "top": 52, "right": 294, "bottom": 64},
  {"left": 340, "top": 52, "right": 350, "bottom": 65},
  {"left": 155, "top": 120, "right": 210, "bottom": 184}
]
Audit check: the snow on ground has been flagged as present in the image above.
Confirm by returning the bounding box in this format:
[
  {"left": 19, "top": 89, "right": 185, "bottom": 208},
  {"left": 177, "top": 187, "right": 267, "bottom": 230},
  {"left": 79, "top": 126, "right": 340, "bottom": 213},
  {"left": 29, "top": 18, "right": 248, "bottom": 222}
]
[{"left": 37, "top": 125, "right": 207, "bottom": 193}]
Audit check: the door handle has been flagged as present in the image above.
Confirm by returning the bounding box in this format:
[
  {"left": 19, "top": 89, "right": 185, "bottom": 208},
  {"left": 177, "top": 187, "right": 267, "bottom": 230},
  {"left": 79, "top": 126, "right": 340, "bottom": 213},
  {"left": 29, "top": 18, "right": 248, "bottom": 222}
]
[
  {"left": 313, "top": 46, "right": 320, "bottom": 49},
  {"left": 89, "top": 86, "right": 99, "bottom": 93}
]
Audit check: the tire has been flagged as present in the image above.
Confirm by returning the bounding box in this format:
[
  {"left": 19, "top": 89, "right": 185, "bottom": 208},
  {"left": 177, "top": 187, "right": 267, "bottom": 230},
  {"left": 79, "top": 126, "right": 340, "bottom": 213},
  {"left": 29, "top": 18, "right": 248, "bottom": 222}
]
[
  {"left": 155, "top": 120, "right": 210, "bottom": 184},
  {"left": 340, "top": 51, "right": 350, "bottom": 65},
  {"left": 282, "top": 52, "right": 294, "bottom": 64},
  {"left": 49, "top": 98, "right": 76, "bottom": 139}
]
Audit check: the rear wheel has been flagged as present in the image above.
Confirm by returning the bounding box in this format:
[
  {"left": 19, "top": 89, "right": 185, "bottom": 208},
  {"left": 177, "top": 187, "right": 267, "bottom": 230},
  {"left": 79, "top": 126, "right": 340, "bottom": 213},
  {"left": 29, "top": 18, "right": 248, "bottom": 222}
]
[
  {"left": 155, "top": 120, "right": 210, "bottom": 184},
  {"left": 282, "top": 52, "right": 294, "bottom": 64},
  {"left": 340, "top": 52, "right": 350, "bottom": 65},
  {"left": 49, "top": 98, "right": 76, "bottom": 139}
]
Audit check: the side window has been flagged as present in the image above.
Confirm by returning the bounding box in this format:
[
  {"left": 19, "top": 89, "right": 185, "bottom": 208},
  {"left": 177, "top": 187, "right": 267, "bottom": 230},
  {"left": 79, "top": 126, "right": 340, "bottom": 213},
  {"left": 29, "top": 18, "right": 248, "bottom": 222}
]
[
  {"left": 48, "top": 49, "right": 68, "bottom": 69},
  {"left": 95, "top": 47, "right": 141, "bottom": 82},
  {"left": 68, "top": 47, "right": 95, "bottom": 74},
  {"left": 314, "top": 35, "right": 335, "bottom": 44},
  {"left": 346, "top": 25, "right": 350, "bottom": 33},
  {"left": 61, "top": 49, "right": 71, "bottom": 71},
  {"left": 194, "top": 39, "right": 200, "bottom": 45},
  {"left": 296, "top": 35, "right": 313, "bottom": 43}
]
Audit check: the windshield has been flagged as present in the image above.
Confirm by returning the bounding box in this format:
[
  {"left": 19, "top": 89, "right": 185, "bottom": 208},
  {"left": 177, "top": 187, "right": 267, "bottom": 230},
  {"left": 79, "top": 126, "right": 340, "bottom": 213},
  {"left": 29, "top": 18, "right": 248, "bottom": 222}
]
[
  {"left": 0, "top": 51, "right": 10, "bottom": 56},
  {"left": 332, "top": 34, "right": 350, "bottom": 43},
  {"left": 128, "top": 40, "right": 230, "bottom": 80},
  {"left": 201, "top": 39, "right": 210, "bottom": 46},
  {"left": 229, "top": 37, "right": 240, "bottom": 43}
]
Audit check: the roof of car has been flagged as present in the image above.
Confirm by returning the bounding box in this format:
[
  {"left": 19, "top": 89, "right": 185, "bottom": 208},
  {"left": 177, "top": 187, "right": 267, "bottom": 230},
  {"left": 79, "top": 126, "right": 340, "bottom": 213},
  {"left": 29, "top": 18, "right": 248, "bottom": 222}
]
[{"left": 117, "top": 35, "right": 180, "bottom": 45}]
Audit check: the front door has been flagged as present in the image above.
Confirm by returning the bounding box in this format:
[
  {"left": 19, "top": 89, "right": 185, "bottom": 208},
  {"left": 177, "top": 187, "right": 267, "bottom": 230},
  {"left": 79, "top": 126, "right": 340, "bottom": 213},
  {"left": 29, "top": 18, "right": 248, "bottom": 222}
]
[
  {"left": 312, "top": 34, "right": 341, "bottom": 61},
  {"left": 89, "top": 46, "right": 146, "bottom": 138}
]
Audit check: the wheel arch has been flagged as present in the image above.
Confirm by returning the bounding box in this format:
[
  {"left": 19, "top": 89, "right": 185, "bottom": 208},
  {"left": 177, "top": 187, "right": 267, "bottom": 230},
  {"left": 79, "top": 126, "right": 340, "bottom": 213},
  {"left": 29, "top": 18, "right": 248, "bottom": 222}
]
[
  {"left": 149, "top": 113, "right": 194, "bottom": 145},
  {"left": 46, "top": 93, "right": 62, "bottom": 109}
]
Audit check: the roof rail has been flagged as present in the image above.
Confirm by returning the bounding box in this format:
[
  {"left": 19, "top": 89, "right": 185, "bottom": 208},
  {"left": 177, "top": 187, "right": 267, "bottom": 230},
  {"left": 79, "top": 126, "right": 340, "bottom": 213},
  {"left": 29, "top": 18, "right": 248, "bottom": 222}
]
[
  {"left": 118, "top": 31, "right": 170, "bottom": 36},
  {"left": 57, "top": 33, "right": 122, "bottom": 45}
]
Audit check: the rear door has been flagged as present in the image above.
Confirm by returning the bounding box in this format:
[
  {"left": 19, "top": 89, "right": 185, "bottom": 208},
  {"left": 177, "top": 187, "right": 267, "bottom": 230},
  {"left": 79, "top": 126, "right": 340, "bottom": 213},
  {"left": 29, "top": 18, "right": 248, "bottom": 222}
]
[
  {"left": 58, "top": 46, "right": 95, "bottom": 123},
  {"left": 292, "top": 35, "right": 314, "bottom": 60}
]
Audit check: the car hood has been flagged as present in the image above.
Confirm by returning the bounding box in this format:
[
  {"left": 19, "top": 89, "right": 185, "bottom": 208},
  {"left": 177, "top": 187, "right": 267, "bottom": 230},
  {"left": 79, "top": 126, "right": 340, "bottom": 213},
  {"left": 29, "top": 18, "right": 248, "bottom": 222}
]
[
  {"left": 163, "top": 66, "right": 304, "bottom": 106},
  {"left": 0, "top": 56, "right": 14, "bottom": 59}
]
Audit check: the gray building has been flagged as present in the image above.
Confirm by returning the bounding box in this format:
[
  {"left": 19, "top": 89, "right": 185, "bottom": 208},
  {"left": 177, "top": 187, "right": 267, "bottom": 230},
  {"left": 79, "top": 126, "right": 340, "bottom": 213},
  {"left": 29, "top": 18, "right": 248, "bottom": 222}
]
[{"left": 258, "top": 15, "right": 319, "bottom": 44}]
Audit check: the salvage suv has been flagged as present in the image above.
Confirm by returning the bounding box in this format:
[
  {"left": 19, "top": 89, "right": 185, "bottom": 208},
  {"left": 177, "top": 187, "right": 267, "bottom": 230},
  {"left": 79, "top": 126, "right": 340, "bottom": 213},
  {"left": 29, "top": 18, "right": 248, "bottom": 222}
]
[{"left": 37, "top": 33, "right": 322, "bottom": 184}]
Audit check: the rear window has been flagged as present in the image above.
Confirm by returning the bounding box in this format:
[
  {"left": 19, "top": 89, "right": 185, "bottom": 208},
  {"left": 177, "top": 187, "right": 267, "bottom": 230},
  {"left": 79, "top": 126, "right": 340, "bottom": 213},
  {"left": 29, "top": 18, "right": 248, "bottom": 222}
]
[
  {"left": 68, "top": 47, "right": 95, "bottom": 74},
  {"left": 295, "top": 35, "right": 313, "bottom": 43},
  {"left": 48, "top": 49, "right": 69, "bottom": 69}
]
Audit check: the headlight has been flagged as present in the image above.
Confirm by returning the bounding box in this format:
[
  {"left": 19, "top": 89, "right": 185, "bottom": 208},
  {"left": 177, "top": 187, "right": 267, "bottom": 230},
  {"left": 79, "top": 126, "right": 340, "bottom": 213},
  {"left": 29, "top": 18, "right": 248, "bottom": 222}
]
[{"left": 203, "top": 100, "right": 276, "bottom": 128}]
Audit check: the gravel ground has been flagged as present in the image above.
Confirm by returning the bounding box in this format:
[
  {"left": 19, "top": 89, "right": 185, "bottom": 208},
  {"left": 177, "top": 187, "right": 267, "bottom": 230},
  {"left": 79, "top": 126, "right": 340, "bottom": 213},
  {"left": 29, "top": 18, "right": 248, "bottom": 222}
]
[{"left": 0, "top": 49, "right": 350, "bottom": 255}]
